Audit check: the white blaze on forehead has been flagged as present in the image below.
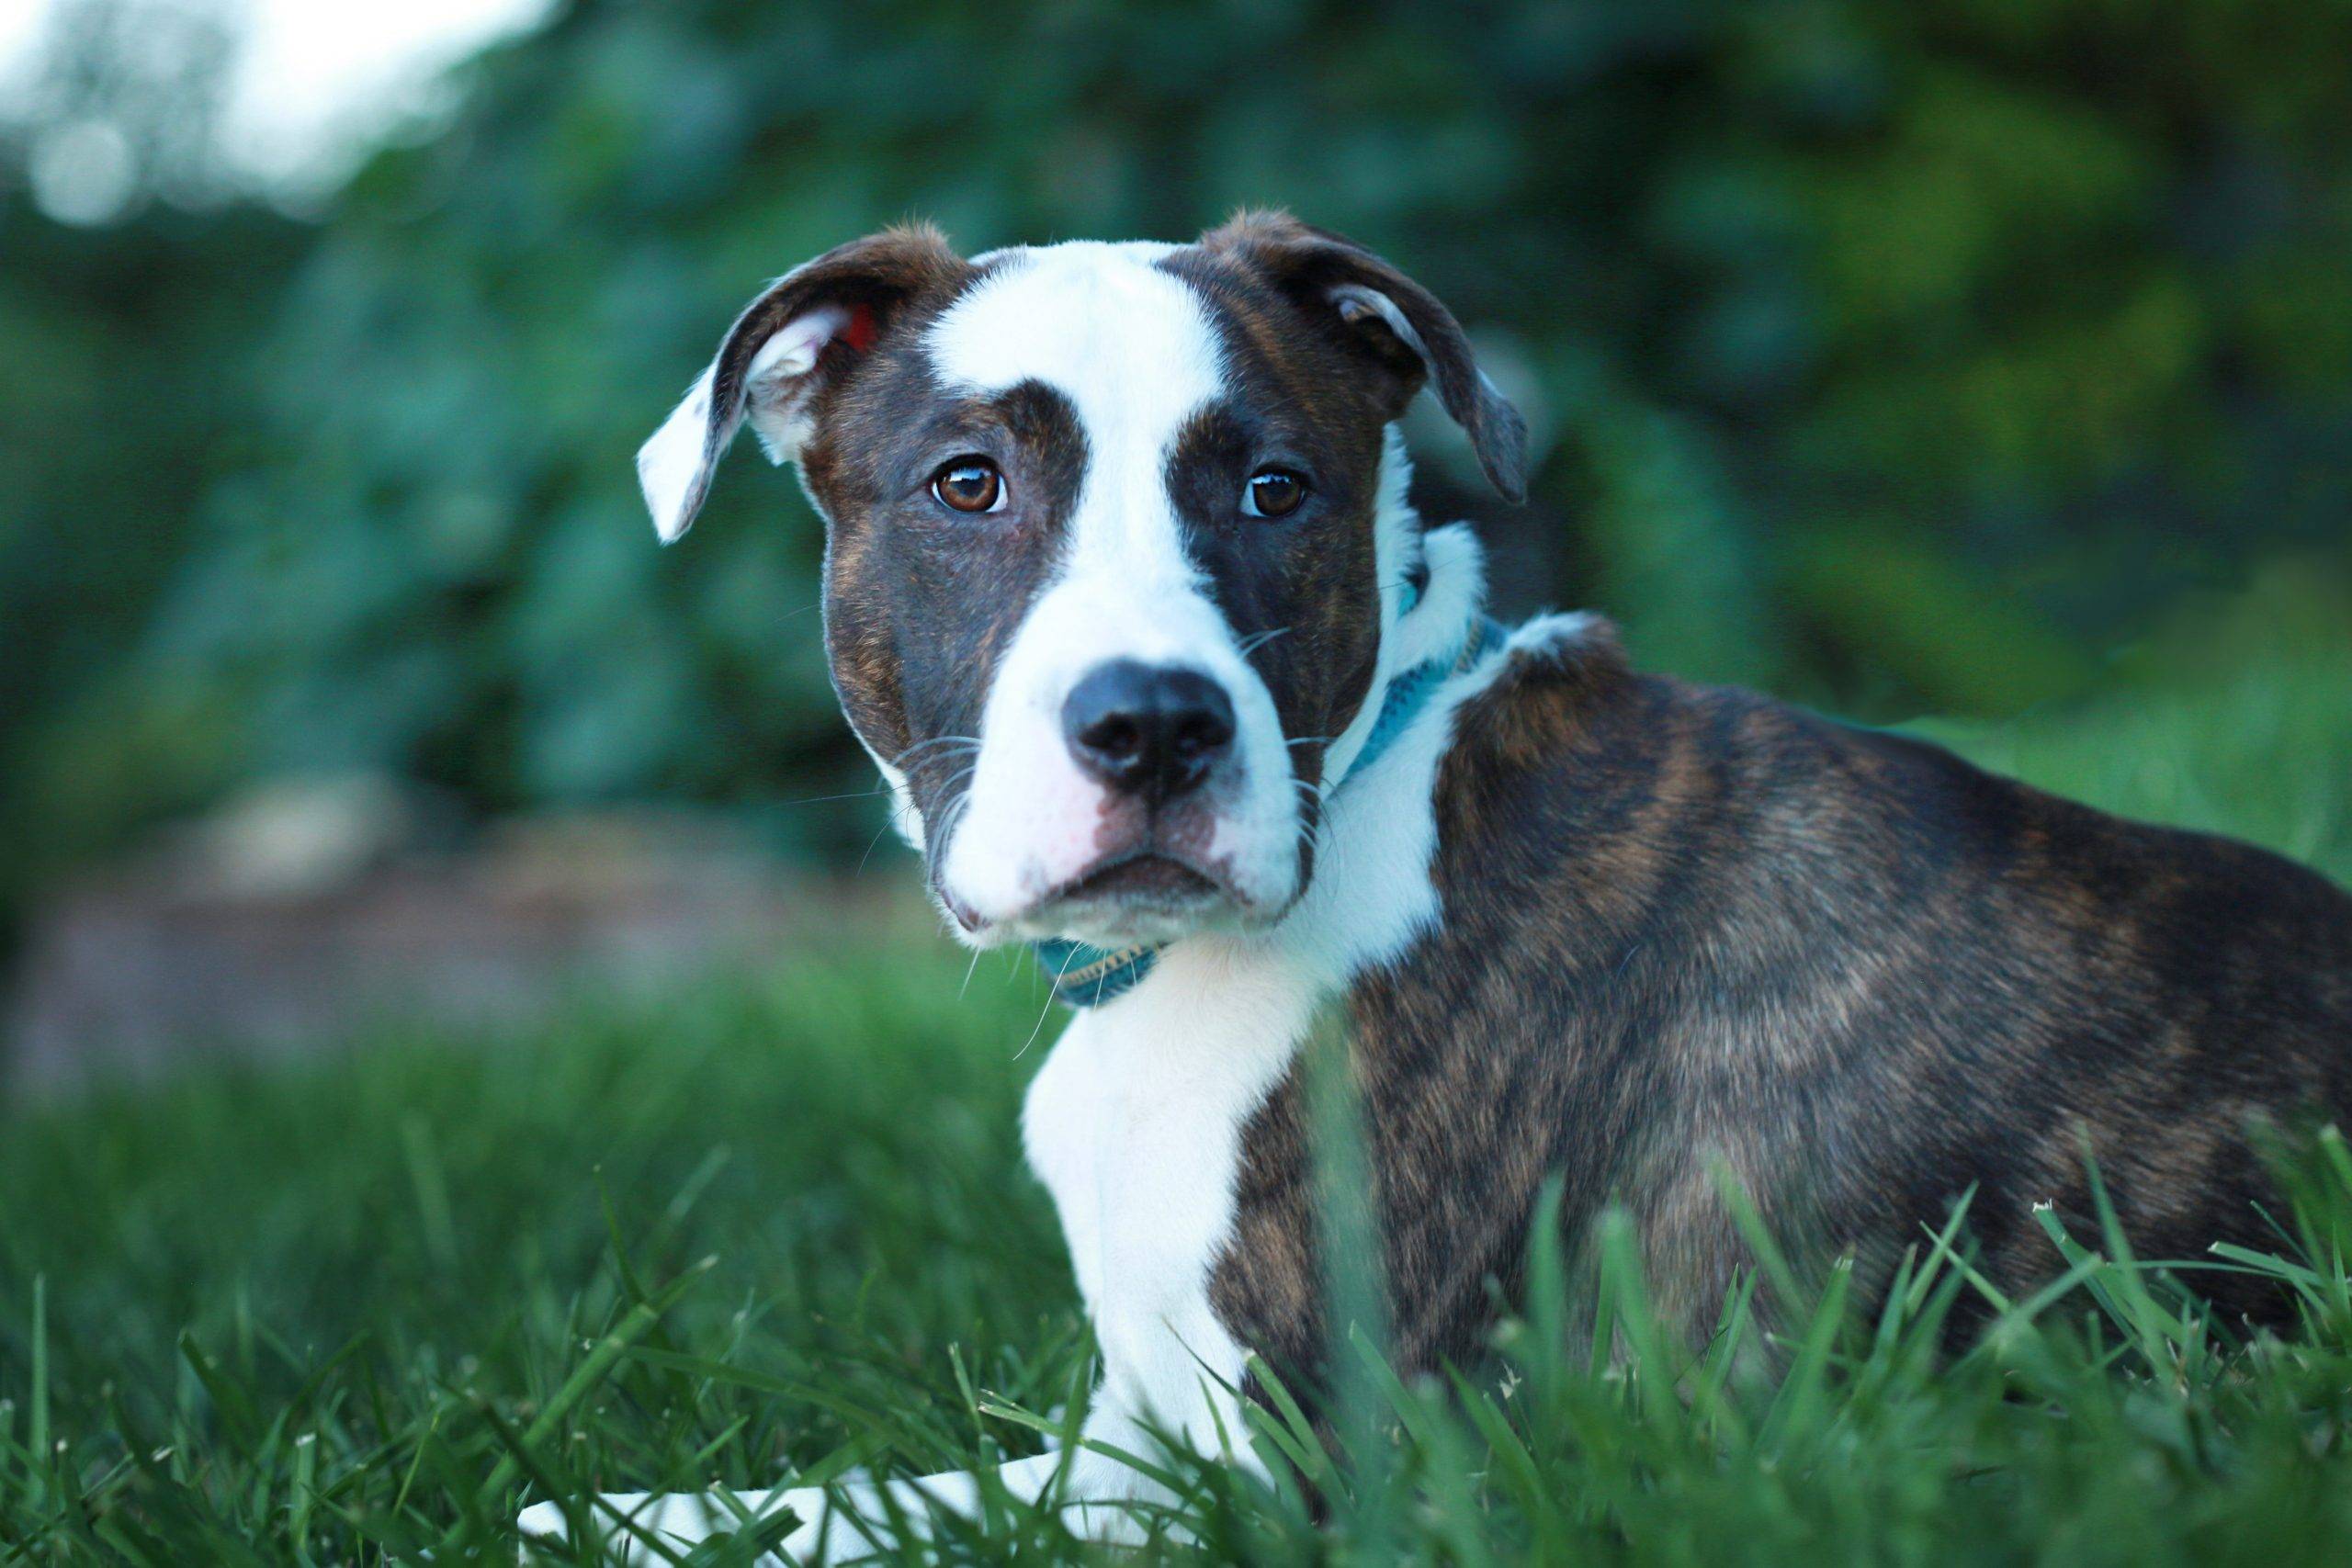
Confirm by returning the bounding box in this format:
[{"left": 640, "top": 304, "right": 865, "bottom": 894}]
[{"left": 926, "top": 242, "right": 1227, "bottom": 583}]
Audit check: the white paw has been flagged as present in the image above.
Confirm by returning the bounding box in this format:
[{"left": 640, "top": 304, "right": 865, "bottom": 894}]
[
  {"left": 515, "top": 1496, "right": 566, "bottom": 1561},
  {"left": 514, "top": 1492, "right": 680, "bottom": 1563},
  {"left": 515, "top": 1490, "right": 813, "bottom": 1565}
]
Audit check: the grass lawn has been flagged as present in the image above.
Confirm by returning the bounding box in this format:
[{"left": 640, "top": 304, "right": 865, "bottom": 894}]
[{"left": 3, "top": 570, "right": 2349, "bottom": 1564}]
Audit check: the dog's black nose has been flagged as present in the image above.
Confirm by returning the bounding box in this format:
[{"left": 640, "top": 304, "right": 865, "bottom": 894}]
[{"left": 1062, "top": 660, "right": 1237, "bottom": 802}]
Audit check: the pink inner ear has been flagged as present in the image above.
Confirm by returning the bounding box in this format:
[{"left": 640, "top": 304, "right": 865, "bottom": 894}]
[{"left": 843, "top": 301, "right": 878, "bottom": 354}]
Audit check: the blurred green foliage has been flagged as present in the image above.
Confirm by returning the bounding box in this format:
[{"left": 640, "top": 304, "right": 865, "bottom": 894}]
[
  {"left": 0, "top": 198, "right": 307, "bottom": 915},
  {"left": 4, "top": 0, "right": 2350, "bottom": 921}
]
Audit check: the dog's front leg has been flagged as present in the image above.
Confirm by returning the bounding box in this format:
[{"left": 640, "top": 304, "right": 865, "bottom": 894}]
[{"left": 516, "top": 1412, "right": 1177, "bottom": 1562}]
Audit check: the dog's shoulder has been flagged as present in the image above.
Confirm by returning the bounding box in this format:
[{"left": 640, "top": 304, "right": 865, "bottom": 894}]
[
  {"left": 1442, "top": 610, "right": 1643, "bottom": 773},
  {"left": 1433, "top": 612, "right": 1792, "bottom": 860}
]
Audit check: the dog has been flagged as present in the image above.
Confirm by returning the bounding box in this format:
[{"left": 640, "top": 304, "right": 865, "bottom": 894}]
[{"left": 521, "top": 211, "right": 2352, "bottom": 1561}]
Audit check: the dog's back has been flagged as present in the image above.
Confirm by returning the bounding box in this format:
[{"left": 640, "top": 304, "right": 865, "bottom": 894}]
[{"left": 1216, "top": 616, "right": 2352, "bottom": 1375}]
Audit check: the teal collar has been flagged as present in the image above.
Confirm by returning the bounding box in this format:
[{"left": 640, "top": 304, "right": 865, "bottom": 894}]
[{"left": 1033, "top": 590, "right": 1505, "bottom": 1010}]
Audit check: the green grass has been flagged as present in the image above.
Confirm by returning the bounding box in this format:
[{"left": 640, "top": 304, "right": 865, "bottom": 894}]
[{"left": 2, "top": 569, "right": 2348, "bottom": 1564}]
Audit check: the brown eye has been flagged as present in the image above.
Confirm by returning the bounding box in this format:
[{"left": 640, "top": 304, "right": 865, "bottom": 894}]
[
  {"left": 1242, "top": 468, "right": 1306, "bottom": 519},
  {"left": 932, "top": 458, "right": 1003, "bottom": 513}
]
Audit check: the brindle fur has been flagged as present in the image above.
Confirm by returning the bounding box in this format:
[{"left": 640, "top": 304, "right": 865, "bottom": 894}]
[{"left": 1214, "top": 619, "right": 2352, "bottom": 1389}]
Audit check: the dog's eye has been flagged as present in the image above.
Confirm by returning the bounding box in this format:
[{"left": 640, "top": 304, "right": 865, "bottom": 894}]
[
  {"left": 1242, "top": 468, "right": 1306, "bottom": 519},
  {"left": 932, "top": 458, "right": 1004, "bottom": 514}
]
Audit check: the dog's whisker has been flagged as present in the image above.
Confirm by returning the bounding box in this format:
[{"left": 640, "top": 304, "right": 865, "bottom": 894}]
[
  {"left": 921, "top": 764, "right": 982, "bottom": 881},
  {"left": 777, "top": 785, "right": 892, "bottom": 808},
  {"left": 893, "top": 735, "right": 985, "bottom": 775},
  {"left": 854, "top": 816, "right": 898, "bottom": 875},
  {"left": 1238, "top": 626, "right": 1294, "bottom": 658},
  {"left": 1012, "top": 949, "right": 1077, "bottom": 1061}
]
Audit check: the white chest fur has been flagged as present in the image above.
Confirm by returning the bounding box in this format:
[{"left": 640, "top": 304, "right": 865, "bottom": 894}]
[{"left": 1022, "top": 950, "right": 1317, "bottom": 1439}]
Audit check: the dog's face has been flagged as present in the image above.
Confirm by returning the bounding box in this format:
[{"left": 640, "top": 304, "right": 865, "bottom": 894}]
[{"left": 639, "top": 213, "right": 1524, "bottom": 948}]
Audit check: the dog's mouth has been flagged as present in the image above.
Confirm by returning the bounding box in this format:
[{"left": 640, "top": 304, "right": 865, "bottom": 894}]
[
  {"left": 1053, "top": 852, "right": 1223, "bottom": 907},
  {"left": 942, "top": 842, "right": 1249, "bottom": 947}
]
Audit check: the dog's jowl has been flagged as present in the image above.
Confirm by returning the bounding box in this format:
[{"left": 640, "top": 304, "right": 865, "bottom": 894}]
[{"left": 523, "top": 212, "right": 2352, "bottom": 1562}]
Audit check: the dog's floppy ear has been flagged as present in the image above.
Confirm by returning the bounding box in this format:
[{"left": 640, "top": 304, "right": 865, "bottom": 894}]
[
  {"left": 1200, "top": 210, "right": 1528, "bottom": 502},
  {"left": 639, "top": 223, "right": 968, "bottom": 543}
]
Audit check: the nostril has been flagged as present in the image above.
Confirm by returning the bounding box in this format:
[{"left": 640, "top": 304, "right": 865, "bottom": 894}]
[
  {"left": 1078, "top": 713, "right": 1143, "bottom": 761},
  {"left": 1170, "top": 706, "right": 1234, "bottom": 760}
]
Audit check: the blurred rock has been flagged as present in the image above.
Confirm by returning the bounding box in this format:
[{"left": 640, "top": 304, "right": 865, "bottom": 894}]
[{"left": 5, "top": 775, "right": 900, "bottom": 1094}]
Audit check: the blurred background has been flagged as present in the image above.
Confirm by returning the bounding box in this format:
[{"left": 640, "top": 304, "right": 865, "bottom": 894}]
[{"left": 3, "top": 0, "right": 2348, "bottom": 1089}]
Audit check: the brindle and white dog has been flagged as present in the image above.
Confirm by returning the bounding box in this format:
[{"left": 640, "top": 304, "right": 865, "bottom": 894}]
[{"left": 522, "top": 213, "right": 2352, "bottom": 1561}]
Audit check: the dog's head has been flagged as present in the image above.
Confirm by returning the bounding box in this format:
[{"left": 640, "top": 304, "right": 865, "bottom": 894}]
[{"left": 639, "top": 212, "right": 1524, "bottom": 949}]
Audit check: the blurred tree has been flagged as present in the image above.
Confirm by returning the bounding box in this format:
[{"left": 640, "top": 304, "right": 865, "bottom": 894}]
[
  {"left": 4, "top": 0, "right": 2349, "bottom": 925},
  {"left": 0, "top": 0, "right": 303, "bottom": 942}
]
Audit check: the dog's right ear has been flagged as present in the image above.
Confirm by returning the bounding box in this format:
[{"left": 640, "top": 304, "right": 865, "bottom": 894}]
[
  {"left": 639, "top": 224, "right": 968, "bottom": 543},
  {"left": 1200, "top": 209, "right": 1528, "bottom": 502}
]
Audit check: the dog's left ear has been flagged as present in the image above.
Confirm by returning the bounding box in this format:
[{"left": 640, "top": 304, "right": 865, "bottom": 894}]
[
  {"left": 639, "top": 223, "right": 969, "bottom": 543},
  {"left": 1200, "top": 210, "right": 1528, "bottom": 502}
]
